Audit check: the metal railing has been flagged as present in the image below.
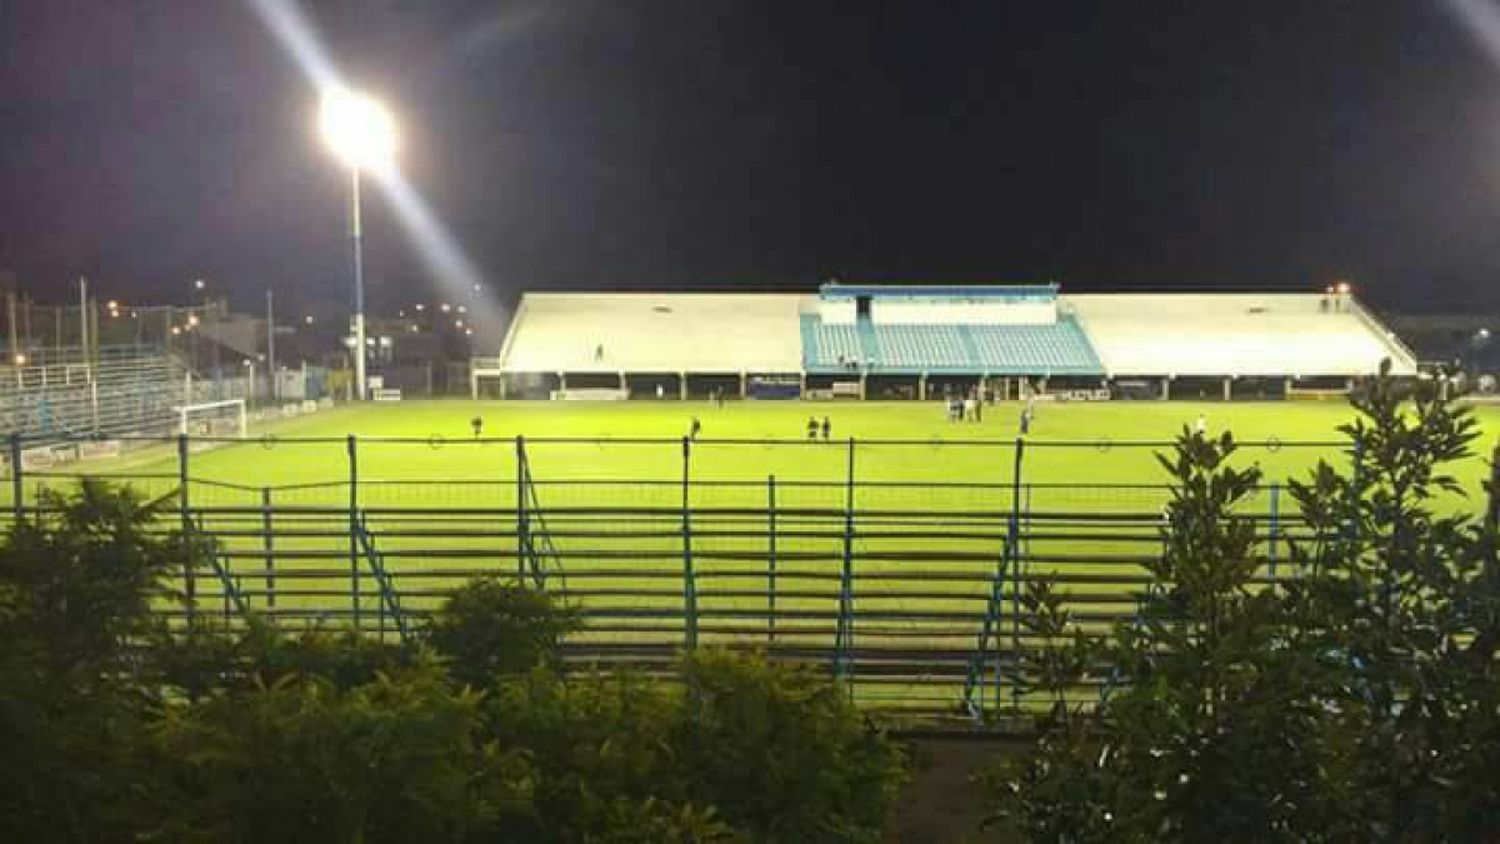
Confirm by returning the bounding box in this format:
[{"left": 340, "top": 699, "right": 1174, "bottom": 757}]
[{"left": 0, "top": 432, "right": 1418, "bottom": 720}]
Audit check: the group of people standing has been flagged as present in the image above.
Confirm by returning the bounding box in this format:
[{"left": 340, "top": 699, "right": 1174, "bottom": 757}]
[
  {"left": 947, "top": 395, "right": 984, "bottom": 422},
  {"left": 807, "top": 416, "right": 832, "bottom": 440}
]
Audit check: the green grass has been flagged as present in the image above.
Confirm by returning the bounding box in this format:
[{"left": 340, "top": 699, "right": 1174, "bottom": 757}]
[
  {"left": 61, "top": 397, "right": 1500, "bottom": 490},
  {"left": 19, "top": 398, "right": 1500, "bottom": 713}
]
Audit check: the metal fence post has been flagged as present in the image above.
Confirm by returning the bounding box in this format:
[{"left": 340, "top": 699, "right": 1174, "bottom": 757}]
[
  {"left": 1002, "top": 436, "right": 1026, "bottom": 711},
  {"left": 768, "top": 473, "right": 777, "bottom": 648},
  {"left": 682, "top": 436, "right": 697, "bottom": 651},
  {"left": 9, "top": 432, "right": 22, "bottom": 522},
  {"left": 262, "top": 486, "right": 276, "bottom": 610},
  {"left": 178, "top": 433, "right": 195, "bottom": 620},
  {"left": 836, "top": 437, "right": 856, "bottom": 690},
  {"left": 347, "top": 434, "right": 360, "bottom": 632},
  {"left": 1268, "top": 482, "right": 1280, "bottom": 582},
  {"left": 516, "top": 435, "right": 528, "bottom": 580}
]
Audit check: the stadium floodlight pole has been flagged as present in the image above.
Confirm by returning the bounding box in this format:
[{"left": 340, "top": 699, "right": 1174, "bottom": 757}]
[{"left": 319, "top": 87, "right": 397, "bottom": 401}]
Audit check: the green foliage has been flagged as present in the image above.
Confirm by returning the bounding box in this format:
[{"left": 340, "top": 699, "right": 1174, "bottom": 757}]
[
  {"left": 0, "top": 479, "right": 178, "bottom": 677},
  {"left": 153, "top": 615, "right": 413, "bottom": 699},
  {"left": 986, "top": 366, "right": 1500, "bottom": 841},
  {"left": 677, "top": 650, "right": 908, "bottom": 843},
  {"left": 1279, "top": 363, "right": 1500, "bottom": 840},
  {"left": 484, "top": 651, "right": 909, "bottom": 842},
  {"left": 424, "top": 576, "right": 581, "bottom": 685},
  {"left": 154, "top": 662, "right": 530, "bottom": 843},
  {"left": 0, "top": 482, "right": 906, "bottom": 842},
  {"left": 486, "top": 669, "right": 739, "bottom": 841},
  {"left": 0, "top": 480, "right": 182, "bottom": 843}
]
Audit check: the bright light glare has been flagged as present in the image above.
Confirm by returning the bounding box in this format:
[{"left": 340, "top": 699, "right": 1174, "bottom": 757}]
[
  {"left": 1336, "top": 281, "right": 1352, "bottom": 295},
  {"left": 249, "top": 0, "right": 506, "bottom": 341},
  {"left": 320, "top": 89, "right": 398, "bottom": 170}
]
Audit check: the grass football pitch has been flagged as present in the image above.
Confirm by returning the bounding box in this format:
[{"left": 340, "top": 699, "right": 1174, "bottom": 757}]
[
  {"left": 69, "top": 397, "right": 1500, "bottom": 499},
  {"left": 21, "top": 398, "right": 1500, "bottom": 711}
]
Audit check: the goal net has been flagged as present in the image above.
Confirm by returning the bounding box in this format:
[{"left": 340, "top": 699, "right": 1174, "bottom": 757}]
[{"left": 176, "top": 398, "right": 248, "bottom": 438}]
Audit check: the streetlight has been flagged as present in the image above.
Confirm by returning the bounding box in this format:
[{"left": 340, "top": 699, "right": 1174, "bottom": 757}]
[{"left": 320, "top": 86, "right": 397, "bottom": 400}]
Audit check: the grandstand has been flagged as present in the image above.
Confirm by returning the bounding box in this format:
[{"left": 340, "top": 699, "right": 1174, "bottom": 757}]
[
  {"left": 486, "top": 283, "right": 1416, "bottom": 399},
  {"left": 0, "top": 345, "right": 189, "bottom": 440}
]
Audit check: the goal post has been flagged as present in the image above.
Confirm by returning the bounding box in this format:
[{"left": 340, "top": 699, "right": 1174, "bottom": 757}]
[{"left": 175, "top": 398, "right": 248, "bottom": 438}]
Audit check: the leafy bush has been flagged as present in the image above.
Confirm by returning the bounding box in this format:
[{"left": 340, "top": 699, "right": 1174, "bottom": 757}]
[
  {"left": 154, "top": 662, "right": 530, "bottom": 843},
  {"left": 424, "top": 576, "right": 580, "bottom": 685},
  {"left": 0, "top": 485, "right": 906, "bottom": 842},
  {"left": 0, "top": 480, "right": 180, "bottom": 843},
  {"left": 486, "top": 652, "right": 909, "bottom": 842},
  {"left": 986, "top": 365, "right": 1500, "bottom": 840},
  {"left": 677, "top": 651, "right": 909, "bottom": 842},
  {"left": 486, "top": 669, "right": 736, "bottom": 841},
  {"left": 153, "top": 615, "right": 413, "bottom": 699}
]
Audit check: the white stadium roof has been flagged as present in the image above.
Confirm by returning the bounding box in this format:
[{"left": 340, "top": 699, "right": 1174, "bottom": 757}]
[
  {"left": 494, "top": 290, "right": 1417, "bottom": 378},
  {"left": 1064, "top": 293, "right": 1416, "bottom": 377},
  {"left": 498, "top": 292, "right": 806, "bottom": 373}
]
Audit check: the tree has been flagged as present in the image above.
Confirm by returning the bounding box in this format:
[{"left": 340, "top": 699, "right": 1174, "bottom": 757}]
[
  {"left": 1280, "top": 363, "right": 1500, "bottom": 839},
  {"left": 986, "top": 366, "right": 1500, "bottom": 841},
  {"left": 0, "top": 480, "right": 183, "bottom": 842}
]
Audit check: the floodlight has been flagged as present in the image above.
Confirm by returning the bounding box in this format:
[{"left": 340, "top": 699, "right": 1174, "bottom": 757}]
[
  {"left": 13, "top": 353, "right": 26, "bottom": 366},
  {"left": 320, "top": 88, "right": 398, "bottom": 170},
  {"left": 194, "top": 279, "right": 206, "bottom": 291},
  {"left": 1335, "top": 281, "right": 1351, "bottom": 295}
]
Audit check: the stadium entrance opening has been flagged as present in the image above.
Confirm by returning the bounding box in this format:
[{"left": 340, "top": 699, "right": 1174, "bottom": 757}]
[{"left": 856, "top": 295, "right": 872, "bottom": 319}]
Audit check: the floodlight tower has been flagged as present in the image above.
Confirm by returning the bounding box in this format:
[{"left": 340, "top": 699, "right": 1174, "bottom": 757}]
[{"left": 320, "top": 87, "right": 397, "bottom": 400}]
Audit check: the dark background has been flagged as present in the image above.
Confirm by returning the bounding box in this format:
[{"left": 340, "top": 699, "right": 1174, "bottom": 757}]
[{"left": 3, "top": 0, "right": 1500, "bottom": 316}]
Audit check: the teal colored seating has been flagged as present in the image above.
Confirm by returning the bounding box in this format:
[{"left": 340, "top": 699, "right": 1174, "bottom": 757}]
[{"left": 801, "top": 314, "right": 1103, "bottom": 375}]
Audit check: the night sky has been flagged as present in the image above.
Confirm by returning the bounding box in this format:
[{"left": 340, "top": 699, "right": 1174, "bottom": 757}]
[{"left": 3, "top": 1, "right": 1500, "bottom": 316}]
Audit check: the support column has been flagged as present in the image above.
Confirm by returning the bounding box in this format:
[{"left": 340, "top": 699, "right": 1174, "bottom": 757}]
[
  {"left": 739, "top": 370, "right": 747, "bottom": 399},
  {"left": 859, "top": 371, "right": 867, "bottom": 400},
  {"left": 619, "top": 370, "right": 627, "bottom": 393},
  {"left": 680, "top": 371, "right": 689, "bottom": 401},
  {"left": 919, "top": 372, "right": 928, "bottom": 401},
  {"left": 799, "top": 370, "right": 807, "bottom": 398},
  {"left": 1223, "top": 376, "right": 1232, "bottom": 402},
  {"left": 1161, "top": 376, "right": 1171, "bottom": 400},
  {"left": 557, "top": 371, "right": 567, "bottom": 392},
  {"left": 1283, "top": 377, "right": 1292, "bottom": 397},
  {"left": 979, "top": 373, "right": 989, "bottom": 403}
]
